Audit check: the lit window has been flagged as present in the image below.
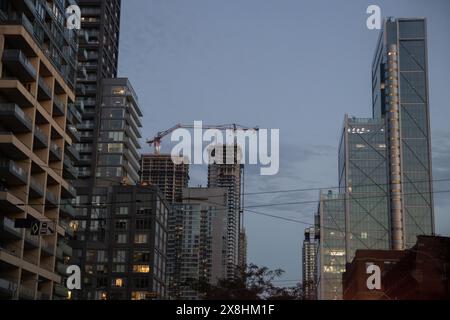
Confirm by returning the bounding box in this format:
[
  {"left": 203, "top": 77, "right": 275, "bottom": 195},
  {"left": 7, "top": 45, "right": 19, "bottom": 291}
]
[
  {"left": 133, "top": 265, "right": 150, "bottom": 273},
  {"left": 134, "top": 234, "right": 148, "bottom": 244},
  {"left": 115, "top": 278, "right": 124, "bottom": 287}
]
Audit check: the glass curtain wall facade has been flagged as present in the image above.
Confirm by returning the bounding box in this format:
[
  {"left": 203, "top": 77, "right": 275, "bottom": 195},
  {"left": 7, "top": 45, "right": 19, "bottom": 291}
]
[
  {"left": 71, "top": 78, "right": 143, "bottom": 300},
  {"left": 74, "top": 0, "right": 121, "bottom": 208},
  {"left": 339, "top": 116, "right": 390, "bottom": 262},
  {"left": 372, "top": 18, "right": 434, "bottom": 248},
  {"left": 316, "top": 191, "right": 346, "bottom": 300},
  {"left": 168, "top": 188, "right": 227, "bottom": 300}
]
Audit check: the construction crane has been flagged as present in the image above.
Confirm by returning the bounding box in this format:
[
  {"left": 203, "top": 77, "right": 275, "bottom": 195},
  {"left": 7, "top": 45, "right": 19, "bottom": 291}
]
[{"left": 147, "top": 123, "right": 259, "bottom": 154}]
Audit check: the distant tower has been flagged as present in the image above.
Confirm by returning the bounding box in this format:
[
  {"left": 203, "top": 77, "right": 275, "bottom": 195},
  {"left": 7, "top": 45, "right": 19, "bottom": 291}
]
[
  {"left": 207, "top": 144, "right": 243, "bottom": 279},
  {"left": 140, "top": 154, "right": 190, "bottom": 204},
  {"left": 302, "top": 227, "right": 318, "bottom": 300}
]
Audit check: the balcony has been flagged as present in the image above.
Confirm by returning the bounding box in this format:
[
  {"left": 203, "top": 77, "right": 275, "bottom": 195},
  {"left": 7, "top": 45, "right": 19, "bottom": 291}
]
[
  {"left": 49, "top": 142, "right": 62, "bottom": 162},
  {"left": 33, "top": 126, "right": 48, "bottom": 149},
  {"left": 37, "top": 77, "right": 52, "bottom": 101},
  {"left": 19, "top": 285, "right": 35, "bottom": 300},
  {"left": 29, "top": 176, "right": 44, "bottom": 198},
  {"left": 75, "top": 100, "right": 85, "bottom": 113},
  {"left": 0, "top": 278, "right": 18, "bottom": 299},
  {"left": 61, "top": 180, "right": 76, "bottom": 199},
  {"left": 68, "top": 103, "right": 82, "bottom": 124},
  {"left": 53, "top": 96, "right": 65, "bottom": 117},
  {"left": 56, "top": 262, "right": 68, "bottom": 275},
  {"left": 2, "top": 49, "right": 37, "bottom": 82},
  {"left": 78, "top": 30, "right": 89, "bottom": 44},
  {"left": 76, "top": 84, "right": 86, "bottom": 96},
  {"left": 57, "top": 241, "right": 72, "bottom": 257},
  {"left": 0, "top": 216, "right": 22, "bottom": 240},
  {"left": 60, "top": 202, "right": 76, "bottom": 219},
  {"left": 3, "top": 13, "right": 34, "bottom": 40},
  {"left": 24, "top": 230, "right": 39, "bottom": 249},
  {"left": 63, "top": 157, "right": 77, "bottom": 180},
  {"left": 0, "top": 104, "right": 32, "bottom": 133},
  {"left": 65, "top": 145, "right": 80, "bottom": 161},
  {"left": 67, "top": 126, "right": 81, "bottom": 143},
  {"left": 0, "top": 79, "right": 34, "bottom": 108},
  {"left": 41, "top": 239, "right": 54, "bottom": 256},
  {"left": 83, "top": 99, "right": 96, "bottom": 108},
  {"left": 59, "top": 219, "right": 74, "bottom": 237},
  {"left": 0, "top": 158, "right": 28, "bottom": 186},
  {"left": 85, "top": 86, "right": 97, "bottom": 95},
  {"left": 45, "top": 190, "right": 58, "bottom": 207},
  {"left": 0, "top": 132, "right": 28, "bottom": 160},
  {"left": 54, "top": 284, "right": 68, "bottom": 298},
  {"left": 78, "top": 48, "right": 88, "bottom": 61},
  {"left": 77, "top": 66, "right": 87, "bottom": 80}
]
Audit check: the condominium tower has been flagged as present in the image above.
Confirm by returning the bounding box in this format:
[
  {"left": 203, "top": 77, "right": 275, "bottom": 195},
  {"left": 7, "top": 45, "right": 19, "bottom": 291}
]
[
  {"left": 71, "top": 78, "right": 143, "bottom": 299},
  {"left": 0, "top": 0, "right": 79, "bottom": 300},
  {"left": 207, "top": 144, "right": 244, "bottom": 279},
  {"left": 168, "top": 187, "right": 227, "bottom": 299}
]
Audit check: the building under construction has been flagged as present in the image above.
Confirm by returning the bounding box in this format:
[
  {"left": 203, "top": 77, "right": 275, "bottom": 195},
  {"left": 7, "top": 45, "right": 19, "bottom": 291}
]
[
  {"left": 140, "top": 154, "right": 189, "bottom": 204},
  {"left": 207, "top": 144, "right": 244, "bottom": 279}
]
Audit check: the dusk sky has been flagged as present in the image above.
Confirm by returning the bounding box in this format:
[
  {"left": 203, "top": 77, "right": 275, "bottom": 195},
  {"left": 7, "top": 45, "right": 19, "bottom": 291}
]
[{"left": 118, "top": 0, "right": 450, "bottom": 283}]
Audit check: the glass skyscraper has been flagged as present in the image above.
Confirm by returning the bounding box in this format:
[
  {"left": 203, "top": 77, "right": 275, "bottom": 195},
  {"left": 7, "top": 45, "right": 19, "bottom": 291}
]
[
  {"left": 372, "top": 18, "right": 434, "bottom": 248},
  {"left": 339, "top": 115, "right": 390, "bottom": 261},
  {"left": 316, "top": 191, "right": 346, "bottom": 300}
]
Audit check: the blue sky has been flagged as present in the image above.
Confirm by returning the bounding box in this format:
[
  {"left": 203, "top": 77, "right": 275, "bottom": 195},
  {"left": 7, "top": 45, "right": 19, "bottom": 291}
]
[{"left": 118, "top": 0, "right": 450, "bottom": 283}]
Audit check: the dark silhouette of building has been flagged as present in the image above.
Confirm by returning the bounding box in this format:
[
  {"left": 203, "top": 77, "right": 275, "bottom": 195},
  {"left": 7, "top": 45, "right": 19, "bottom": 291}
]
[{"left": 343, "top": 235, "right": 450, "bottom": 300}]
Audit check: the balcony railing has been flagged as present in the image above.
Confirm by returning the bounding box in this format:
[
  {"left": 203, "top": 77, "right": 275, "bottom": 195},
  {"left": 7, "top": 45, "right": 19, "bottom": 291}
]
[
  {"left": 2, "top": 13, "right": 34, "bottom": 40},
  {"left": 19, "top": 285, "right": 35, "bottom": 300},
  {"left": 53, "top": 96, "right": 65, "bottom": 116},
  {"left": 33, "top": 126, "right": 48, "bottom": 149},
  {"left": 0, "top": 157, "right": 28, "bottom": 186},
  {"left": 67, "top": 126, "right": 81, "bottom": 142},
  {"left": 37, "top": 76, "right": 52, "bottom": 100},
  {"left": 60, "top": 201, "right": 77, "bottom": 218},
  {"left": 61, "top": 181, "right": 77, "bottom": 200},
  {"left": 1, "top": 216, "right": 22, "bottom": 238},
  {"left": 65, "top": 145, "right": 80, "bottom": 161},
  {"left": 0, "top": 278, "right": 18, "bottom": 296},
  {"left": 59, "top": 219, "right": 74, "bottom": 237},
  {"left": 68, "top": 103, "right": 82, "bottom": 123},
  {"left": 49, "top": 142, "right": 62, "bottom": 161},
  {"left": 2, "top": 49, "right": 37, "bottom": 82},
  {"left": 0, "top": 103, "right": 33, "bottom": 133},
  {"left": 45, "top": 190, "right": 58, "bottom": 206},
  {"left": 29, "top": 176, "right": 44, "bottom": 198},
  {"left": 63, "top": 157, "right": 77, "bottom": 180}
]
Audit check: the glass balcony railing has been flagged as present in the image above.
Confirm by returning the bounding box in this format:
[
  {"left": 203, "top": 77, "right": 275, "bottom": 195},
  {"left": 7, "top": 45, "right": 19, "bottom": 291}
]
[
  {"left": 29, "top": 176, "right": 44, "bottom": 198},
  {"left": 33, "top": 126, "right": 48, "bottom": 148},
  {"left": 67, "top": 126, "right": 81, "bottom": 142},
  {"left": 49, "top": 142, "right": 62, "bottom": 161},
  {"left": 66, "top": 145, "right": 80, "bottom": 160},
  {"left": 38, "top": 76, "right": 52, "bottom": 100},
  {"left": 1, "top": 216, "right": 22, "bottom": 238},
  {"left": 2, "top": 49, "right": 37, "bottom": 82},
  {"left": 0, "top": 157, "right": 28, "bottom": 185},
  {"left": 53, "top": 96, "right": 65, "bottom": 116},
  {"left": 0, "top": 103, "right": 33, "bottom": 133},
  {"left": 69, "top": 103, "right": 82, "bottom": 123},
  {"left": 45, "top": 190, "right": 58, "bottom": 206}
]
